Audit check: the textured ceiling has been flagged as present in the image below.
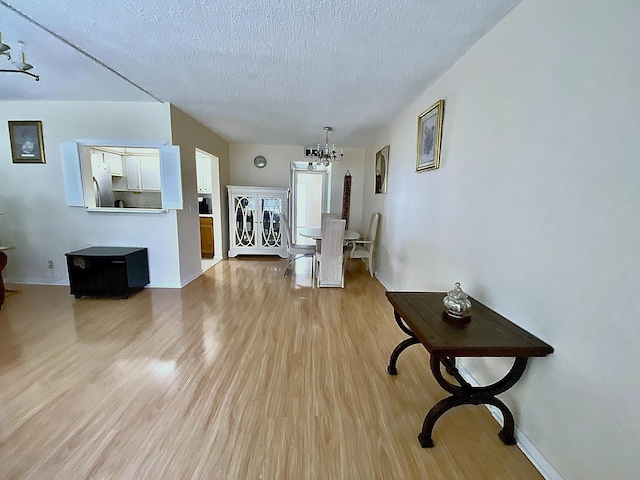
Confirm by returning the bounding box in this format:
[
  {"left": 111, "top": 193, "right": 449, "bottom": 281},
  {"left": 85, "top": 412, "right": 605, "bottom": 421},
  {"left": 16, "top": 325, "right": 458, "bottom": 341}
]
[{"left": 0, "top": 0, "right": 521, "bottom": 147}]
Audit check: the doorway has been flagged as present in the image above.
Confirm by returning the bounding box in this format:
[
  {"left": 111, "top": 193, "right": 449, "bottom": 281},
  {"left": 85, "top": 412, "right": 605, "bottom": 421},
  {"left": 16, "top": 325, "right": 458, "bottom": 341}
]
[
  {"left": 196, "top": 149, "right": 222, "bottom": 271},
  {"left": 291, "top": 164, "right": 328, "bottom": 246}
]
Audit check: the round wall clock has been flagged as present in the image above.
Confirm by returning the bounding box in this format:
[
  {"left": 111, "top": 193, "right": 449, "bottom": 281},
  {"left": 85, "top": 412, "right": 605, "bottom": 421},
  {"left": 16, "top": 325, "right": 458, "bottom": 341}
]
[{"left": 254, "top": 155, "right": 267, "bottom": 168}]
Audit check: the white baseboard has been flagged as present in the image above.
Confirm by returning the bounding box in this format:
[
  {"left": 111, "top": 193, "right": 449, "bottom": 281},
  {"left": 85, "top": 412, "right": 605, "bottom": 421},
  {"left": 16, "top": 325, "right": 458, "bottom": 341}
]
[
  {"left": 147, "top": 282, "right": 182, "bottom": 288},
  {"left": 179, "top": 271, "right": 201, "bottom": 287},
  {"left": 455, "top": 363, "right": 565, "bottom": 480},
  {"left": 5, "top": 279, "right": 68, "bottom": 286}
]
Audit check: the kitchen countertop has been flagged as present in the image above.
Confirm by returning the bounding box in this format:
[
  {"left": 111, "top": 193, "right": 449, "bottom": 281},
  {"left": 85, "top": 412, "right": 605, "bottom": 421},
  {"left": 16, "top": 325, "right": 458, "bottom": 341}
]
[{"left": 87, "top": 207, "right": 167, "bottom": 214}]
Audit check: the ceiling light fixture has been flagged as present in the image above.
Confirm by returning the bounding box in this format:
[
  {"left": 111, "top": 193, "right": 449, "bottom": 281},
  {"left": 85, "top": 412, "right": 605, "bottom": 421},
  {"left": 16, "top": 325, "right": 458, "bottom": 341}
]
[
  {"left": 0, "top": 32, "right": 39, "bottom": 81},
  {"left": 311, "top": 127, "right": 344, "bottom": 168},
  {"left": 0, "top": 2, "right": 159, "bottom": 98}
]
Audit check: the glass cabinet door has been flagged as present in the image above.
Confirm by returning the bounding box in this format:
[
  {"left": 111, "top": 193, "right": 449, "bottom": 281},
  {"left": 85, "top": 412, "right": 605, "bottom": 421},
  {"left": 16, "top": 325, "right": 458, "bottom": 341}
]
[
  {"left": 232, "top": 195, "right": 256, "bottom": 247},
  {"left": 260, "top": 196, "right": 283, "bottom": 249}
]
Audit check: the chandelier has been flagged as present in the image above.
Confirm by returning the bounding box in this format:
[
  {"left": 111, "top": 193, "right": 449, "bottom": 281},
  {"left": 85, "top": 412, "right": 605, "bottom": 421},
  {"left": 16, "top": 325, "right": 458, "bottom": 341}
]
[
  {"left": 311, "top": 127, "right": 344, "bottom": 167},
  {"left": 0, "top": 32, "right": 39, "bottom": 81}
]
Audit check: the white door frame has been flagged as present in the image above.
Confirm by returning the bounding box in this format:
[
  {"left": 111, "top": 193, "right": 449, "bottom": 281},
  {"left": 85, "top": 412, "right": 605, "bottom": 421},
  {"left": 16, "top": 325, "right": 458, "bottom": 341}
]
[
  {"left": 290, "top": 163, "right": 329, "bottom": 244},
  {"left": 196, "top": 149, "right": 223, "bottom": 267}
]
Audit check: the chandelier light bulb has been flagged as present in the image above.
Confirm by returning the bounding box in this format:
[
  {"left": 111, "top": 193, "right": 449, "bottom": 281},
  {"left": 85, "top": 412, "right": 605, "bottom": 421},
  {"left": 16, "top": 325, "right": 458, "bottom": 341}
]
[
  {"left": 1, "top": 36, "right": 38, "bottom": 80},
  {"left": 12, "top": 41, "right": 33, "bottom": 71}
]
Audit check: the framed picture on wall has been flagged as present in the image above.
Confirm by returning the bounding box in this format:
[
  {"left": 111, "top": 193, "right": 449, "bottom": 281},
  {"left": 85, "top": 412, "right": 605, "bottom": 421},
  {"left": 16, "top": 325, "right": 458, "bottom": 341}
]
[
  {"left": 416, "top": 100, "right": 444, "bottom": 172},
  {"left": 8, "top": 120, "right": 45, "bottom": 163},
  {"left": 375, "top": 145, "right": 389, "bottom": 194}
]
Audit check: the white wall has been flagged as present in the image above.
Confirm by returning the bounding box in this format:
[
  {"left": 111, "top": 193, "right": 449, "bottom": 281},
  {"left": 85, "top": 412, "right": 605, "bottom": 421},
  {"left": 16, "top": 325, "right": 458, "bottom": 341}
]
[
  {"left": 362, "top": 1, "right": 640, "bottom": 479},
  {"left": 230, "top": 143, "right": 366, "bottom": 232},
  {"left": 169, "top": 105, "right": 230, "bottom": 284},
  {"left": 0, "top": 101, "right": 184, "bottom": 287}
]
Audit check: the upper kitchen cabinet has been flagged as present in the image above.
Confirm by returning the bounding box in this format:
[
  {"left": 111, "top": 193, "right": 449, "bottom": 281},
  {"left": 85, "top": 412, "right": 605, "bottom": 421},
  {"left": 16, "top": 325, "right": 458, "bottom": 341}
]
[
  {"left": 140, "top": 157, "right": 161, "bottom": 190},
  {"left": 125, "top": 156, "right": 161, "bottom": 191},
  {"left": 125, "top": 158, "right": 140, "bottom": 190},
  {"left": 105, "top": 152, "right": 124, "bottom": 176},
  {"left": 196, "top": 154, "right": 212, "bottom": 193},
  {"left": 90, "top": 149, "right": 124, "bottom": 177}
]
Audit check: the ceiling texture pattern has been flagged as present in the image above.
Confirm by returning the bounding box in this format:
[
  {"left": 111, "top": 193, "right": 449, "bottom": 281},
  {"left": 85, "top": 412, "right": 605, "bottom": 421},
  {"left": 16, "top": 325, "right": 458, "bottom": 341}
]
[{"left": 0, "top": 0, "right": 521, "bottom": 146}]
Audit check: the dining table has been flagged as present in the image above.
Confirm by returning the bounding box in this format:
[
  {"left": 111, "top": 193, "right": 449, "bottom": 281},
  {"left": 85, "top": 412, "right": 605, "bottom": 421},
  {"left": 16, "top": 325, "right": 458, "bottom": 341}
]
[
  {"left": 298, "top": 227, "right": 360, "bottom": 242},
  {"left": 298, "top": 227, "right": 360, "bottom": 283}
]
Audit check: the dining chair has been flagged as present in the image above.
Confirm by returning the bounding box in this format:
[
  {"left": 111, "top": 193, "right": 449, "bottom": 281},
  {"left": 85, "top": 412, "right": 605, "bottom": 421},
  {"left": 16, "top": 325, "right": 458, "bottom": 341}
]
[
  {"left": 321, "top": 212, "right": 341, "bottom": 230},
  {"left": 315, "top": 213, "right": 336, "bottom": 269},
  {"left": 281, "top": 213, "right": 316, "bottom": 276},
  {"left": 316, "top": 219, "right": 347, "bottom": 288},
  {"left": 349, "top": 212, "right": 380, "bottom": 276},
  {"left": 316, "top": 212, "right": 340, "bottom": 253}
]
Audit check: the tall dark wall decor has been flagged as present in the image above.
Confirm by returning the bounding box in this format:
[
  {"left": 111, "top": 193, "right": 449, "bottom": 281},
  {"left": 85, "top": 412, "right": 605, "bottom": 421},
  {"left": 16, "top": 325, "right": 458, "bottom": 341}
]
[{"left": 341, "top": 170, "right": 352, "bottom": 230}]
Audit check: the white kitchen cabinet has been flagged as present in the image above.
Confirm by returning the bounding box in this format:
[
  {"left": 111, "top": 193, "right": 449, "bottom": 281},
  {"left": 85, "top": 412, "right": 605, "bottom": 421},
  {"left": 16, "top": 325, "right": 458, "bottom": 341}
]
[
  {"left": 90, "top": 150, "right": 123, "bottom": 176},
  {"left": 104, "top": 152, "right": 123, "bottom": 176},
  {"left": 125, "top": 156, "right": 161, "bottom": 191},
  {"left": 228, "top": 186, "right": 288, "bottom": 258},
  {"left": 196, "top": 155, "right": 212, "bottom": 193},
  {"left": 90, "top": 152, "right": 103, "bottom": 170},
  {"left": 140, "top": 156, "right": 161, "bottom": 190},
  {"left": 126, "top": 158, "right": 141, "bottom": 190}
]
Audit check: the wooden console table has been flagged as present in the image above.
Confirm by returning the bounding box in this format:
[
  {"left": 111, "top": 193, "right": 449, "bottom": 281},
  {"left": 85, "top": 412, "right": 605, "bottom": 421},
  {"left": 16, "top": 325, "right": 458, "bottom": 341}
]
[{"left": 385, "top": 291, "right": 553, "bottom": 448}]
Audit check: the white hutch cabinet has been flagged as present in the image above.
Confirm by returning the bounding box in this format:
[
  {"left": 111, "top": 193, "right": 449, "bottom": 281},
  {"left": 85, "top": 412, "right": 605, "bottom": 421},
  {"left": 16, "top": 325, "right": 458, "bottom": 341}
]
[{"left": 227, "top": 186, "right": 288, "bottom": 258}]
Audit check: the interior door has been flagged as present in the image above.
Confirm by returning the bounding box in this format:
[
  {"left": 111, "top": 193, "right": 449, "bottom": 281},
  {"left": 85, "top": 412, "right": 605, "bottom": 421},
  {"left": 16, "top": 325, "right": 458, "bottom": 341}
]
[{"left": 292, "top": 169, "right": 327, "bottom": 245}]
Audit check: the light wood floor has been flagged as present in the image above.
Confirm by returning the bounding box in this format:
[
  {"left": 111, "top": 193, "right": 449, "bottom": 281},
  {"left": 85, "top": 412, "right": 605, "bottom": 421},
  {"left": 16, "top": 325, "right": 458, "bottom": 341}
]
[{"left": 0, "top": 257, "right": 543, "bottom": 479}]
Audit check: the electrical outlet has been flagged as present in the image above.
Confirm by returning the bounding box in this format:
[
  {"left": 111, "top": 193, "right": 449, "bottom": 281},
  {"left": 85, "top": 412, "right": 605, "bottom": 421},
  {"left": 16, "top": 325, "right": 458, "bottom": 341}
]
[{"left": 47, "top": 260, "right": 54, "bottom": 269}]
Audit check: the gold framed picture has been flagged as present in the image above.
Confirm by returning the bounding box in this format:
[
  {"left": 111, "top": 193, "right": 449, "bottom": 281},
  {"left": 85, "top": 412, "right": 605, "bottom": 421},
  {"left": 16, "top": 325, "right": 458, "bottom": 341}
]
[
  {"left": 416, "top": 100, "right": 444, "bottom": 172},
  {"left": 8, "top": 120, "right": 45, "bottom": 163}
]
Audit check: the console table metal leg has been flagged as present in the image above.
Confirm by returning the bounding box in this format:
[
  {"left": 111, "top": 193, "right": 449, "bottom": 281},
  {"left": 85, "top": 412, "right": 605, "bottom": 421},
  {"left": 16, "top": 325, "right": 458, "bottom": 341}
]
[
  {"left": 482, "top": 395, "right": 517, "bottom": 445},
  {"left": 418, "top": 396, "right": 469, "bottom": 448},
  {"left": 387, "top": 337, "right": 420, "bottom": 375},
  {"left": 387, "top": 310, "right": 421, "bottom": 375},
  {"left": 418, "top": 355, "right": 527, "bottom": 447},
  {"left": 418, "top": 393, "right": 517, "bottom": 448}
]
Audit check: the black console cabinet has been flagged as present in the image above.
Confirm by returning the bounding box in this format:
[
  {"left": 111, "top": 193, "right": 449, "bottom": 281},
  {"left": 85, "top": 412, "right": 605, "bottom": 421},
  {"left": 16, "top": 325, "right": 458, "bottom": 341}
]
[{"left": 66, "top": 247, "right": 150, "bottom": 298}]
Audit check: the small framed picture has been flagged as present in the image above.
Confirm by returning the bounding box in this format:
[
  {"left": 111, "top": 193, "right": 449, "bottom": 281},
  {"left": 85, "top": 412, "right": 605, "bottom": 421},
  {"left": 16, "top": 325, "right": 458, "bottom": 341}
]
[
  {"left": 8, "top": 120, "right": 45, "bottom": 163},
  {"left": 416, "top": 100, "right": 444, "bottom": 172}
]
